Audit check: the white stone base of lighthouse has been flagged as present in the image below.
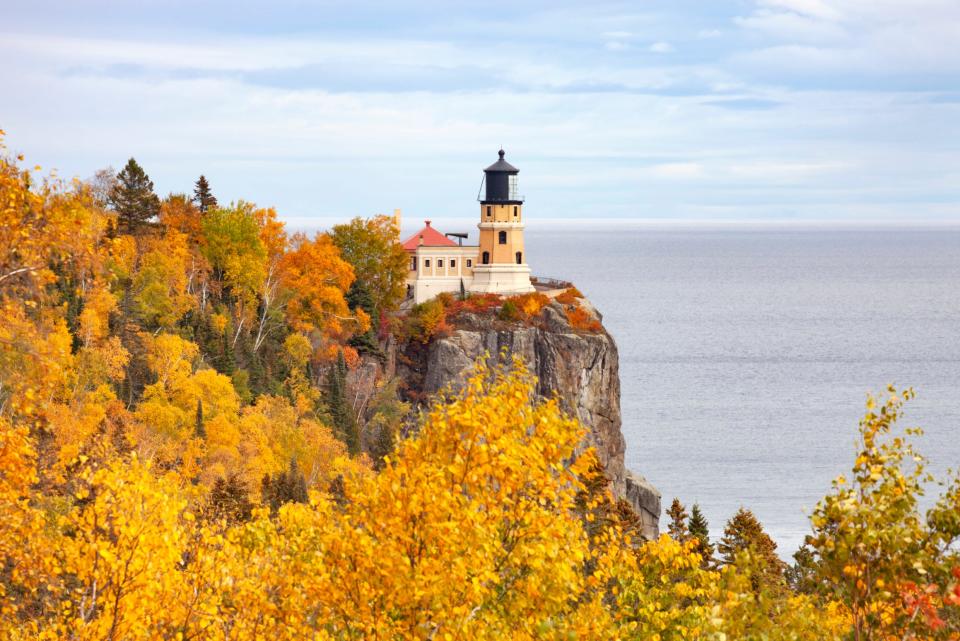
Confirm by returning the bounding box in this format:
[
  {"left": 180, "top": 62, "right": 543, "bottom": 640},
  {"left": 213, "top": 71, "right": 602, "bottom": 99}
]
[{"left": 469, "top": 264, "right": 535, "bottom": 296}]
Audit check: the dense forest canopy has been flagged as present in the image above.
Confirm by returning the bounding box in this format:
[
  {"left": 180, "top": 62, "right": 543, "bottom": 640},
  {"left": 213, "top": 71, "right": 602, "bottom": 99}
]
[{"left": 2, "top": 131, "right": 960, "bottom": 639}]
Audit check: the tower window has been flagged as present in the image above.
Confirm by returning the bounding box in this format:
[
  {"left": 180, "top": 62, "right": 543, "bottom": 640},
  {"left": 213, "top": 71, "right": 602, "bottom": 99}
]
[
  {"left": 486, "top": 206, "right": 491, "bottom": 217},
  {"left": 450, "top": 259, "right": 456, "bottom": 268},
  {"left": 513, "top": 206, "right": 518, "bottom": 217},
  {"left": 482, "top": 251, "right": 490, "bottom": 265},
  {"left": 410, "top": 256, "right": 417, "bottom": 270},
  {"left": 498, "top": 230, "right": 507, "bottom": 244},
  {"left": 516, "top": 251, "right": 523, "bottom": 265},
  {"left": 424, "top": 259, "right": 430, "bottom": 268}
]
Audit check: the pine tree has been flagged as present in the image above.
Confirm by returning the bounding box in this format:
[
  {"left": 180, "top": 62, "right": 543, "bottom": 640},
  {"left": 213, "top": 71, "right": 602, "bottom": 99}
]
[
  {"left": 110, "top": 158, "right": 160, "bottom": 234},
  {"left": 326, "top": 349, "right": 360, "bottom": 455},
  {"left": 666, "top": 498, "right": 690, "bottom": 542},
  {"left": 369, "top": 421, "right": 395, "bottom": 471},
  {"left": 346, "top": 280, "right": 381, "bottom": 356},
  {"left": 261, "top": 458, "right": 309, "bottom": 514},
  {"left": 717, "top": 507, "right": 783, "bottom": 569},
  {"left": 193, "top": 174, "right": 218, "bottom": 213},
  {"left": 688, "top": 503, "right": 714, "bottom": 565},
  {"left": 209, "top": 473, "right": 253, "bottom": 523},
  {"left": 195, "top": 398, "right": 205, "bottom": 439},
  {"left": 718, "top": 508, "right": 786, "bottom": 591}
]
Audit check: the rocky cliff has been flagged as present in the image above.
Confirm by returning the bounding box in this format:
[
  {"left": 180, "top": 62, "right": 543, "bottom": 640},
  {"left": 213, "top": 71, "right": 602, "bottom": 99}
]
[{"left": 395, "top": 297, "right": 661, "bottom": 539}]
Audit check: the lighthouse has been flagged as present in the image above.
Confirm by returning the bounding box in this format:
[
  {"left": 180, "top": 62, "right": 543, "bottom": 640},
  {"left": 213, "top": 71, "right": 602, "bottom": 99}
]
[
  {"left": 469, "top": 149, "right": 535, "bottom": 295},
  {"left": 401, "top": 149, "right": 536, "bottom": 303}
]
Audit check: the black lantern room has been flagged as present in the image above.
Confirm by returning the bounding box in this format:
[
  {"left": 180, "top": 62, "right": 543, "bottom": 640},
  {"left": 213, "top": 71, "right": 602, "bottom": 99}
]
[{"left": 481, "top": 149, "right": 522, "bottom": 204}]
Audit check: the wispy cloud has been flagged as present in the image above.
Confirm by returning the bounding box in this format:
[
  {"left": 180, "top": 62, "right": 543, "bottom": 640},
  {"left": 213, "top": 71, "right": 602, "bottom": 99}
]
[{"left": 1, "top": 0, "right": 958, "bottom": 221}]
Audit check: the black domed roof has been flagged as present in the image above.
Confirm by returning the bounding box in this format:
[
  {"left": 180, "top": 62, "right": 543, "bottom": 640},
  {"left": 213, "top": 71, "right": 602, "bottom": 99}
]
[{"left": 484, "top": 149, "right": 519, "bottom": 173}]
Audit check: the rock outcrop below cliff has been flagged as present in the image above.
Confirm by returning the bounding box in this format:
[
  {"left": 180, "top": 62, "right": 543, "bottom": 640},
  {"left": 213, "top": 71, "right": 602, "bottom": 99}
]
[{"left": 397, "top": 300, "right": 661, "bottom": 539}]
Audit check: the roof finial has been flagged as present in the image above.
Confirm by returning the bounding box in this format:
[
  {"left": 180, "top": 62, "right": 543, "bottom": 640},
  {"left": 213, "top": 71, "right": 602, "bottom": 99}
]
[
  {"left": 425, "top": 219, "right": 432, "bottom": 227},
  {"left": 498, "top": 148, "right": 505, "bottom": 159}
]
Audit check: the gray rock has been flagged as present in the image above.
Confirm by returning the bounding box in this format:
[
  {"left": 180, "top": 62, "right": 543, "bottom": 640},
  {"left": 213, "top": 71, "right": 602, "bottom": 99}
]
[{"left": 402, "top": 298, "right": 660, "bottom": 537}]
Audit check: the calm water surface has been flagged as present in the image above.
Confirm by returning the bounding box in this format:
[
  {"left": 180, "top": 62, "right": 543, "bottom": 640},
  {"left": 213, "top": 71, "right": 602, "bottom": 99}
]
[{"left": 525, "top": 224, "right": 960, "bottom": 554}]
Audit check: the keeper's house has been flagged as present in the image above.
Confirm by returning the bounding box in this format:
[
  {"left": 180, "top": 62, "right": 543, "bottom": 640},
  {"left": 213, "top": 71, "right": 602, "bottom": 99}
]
[{"left": 403, "top": 150, "right": 535, "bottom": 304}]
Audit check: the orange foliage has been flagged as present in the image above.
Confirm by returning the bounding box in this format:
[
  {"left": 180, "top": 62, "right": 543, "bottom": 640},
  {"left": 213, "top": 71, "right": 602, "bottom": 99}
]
[
  {"left": 566, "top": 306, "right": 603, "bottom": 332},
  {"left": 280, "top": 233, "right": 364, "bottom": 342},
  {"left": 555, "top": 287, "right": 584, "bottom": 305}
]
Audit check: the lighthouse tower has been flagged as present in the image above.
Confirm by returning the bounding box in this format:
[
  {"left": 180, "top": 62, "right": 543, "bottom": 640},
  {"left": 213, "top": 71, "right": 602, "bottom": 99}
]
[{"left": 469, "top": 149, "right": 535, "bottom": 295}]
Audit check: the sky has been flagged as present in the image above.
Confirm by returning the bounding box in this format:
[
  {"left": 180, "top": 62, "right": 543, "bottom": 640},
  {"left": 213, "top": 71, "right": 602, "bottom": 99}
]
[{"left": 2, "top": 0, "right": 959, "bottom": 225}]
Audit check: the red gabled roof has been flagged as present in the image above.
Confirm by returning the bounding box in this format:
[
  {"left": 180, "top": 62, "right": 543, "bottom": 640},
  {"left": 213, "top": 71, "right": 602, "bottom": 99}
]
[{"left": 401, "top": 220, "right": 458, "bottom": 250}]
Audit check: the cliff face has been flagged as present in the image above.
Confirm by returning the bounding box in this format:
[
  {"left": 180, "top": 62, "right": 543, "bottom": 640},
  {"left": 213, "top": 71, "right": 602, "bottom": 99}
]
[{"left": 396, "top": 300, "right": 661, "bottom": 539}]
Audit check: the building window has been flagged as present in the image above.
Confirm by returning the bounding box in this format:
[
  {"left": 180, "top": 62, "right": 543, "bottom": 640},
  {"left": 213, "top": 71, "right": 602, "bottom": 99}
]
[
  {"left": 466, "top": 259, "right": 472, "bottom": 267},
  {"left": 513, "top": 206, "right": 518, "bottom": 217},
  {"left": 438, "top": 259, "right": 443, "bottom": 268},
  {"left": 486, "top": 206, "right": 491, "bottom": 217},
  {"left": 450, "top": 259, "right": 456, "bottom": 268},
  {"left": 516, "top": 251, "right": 522, "bottom": 265},
  {"left": 424, "top": 259, "right": 431, "bottom": 268},
  {"left": 498, "top": 230, "right": 507, "bottom": 244},
  {"left": 410, "top": 256, "right": 417, "bottom": 271},
  {"left": 482, "top": 251, "right": 490, "bottom": 265}
]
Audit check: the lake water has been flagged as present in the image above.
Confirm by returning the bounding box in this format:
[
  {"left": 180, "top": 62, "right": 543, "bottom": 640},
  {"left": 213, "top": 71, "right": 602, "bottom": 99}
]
[{"left": 524, "top": 223, "right": 960, "bottom": 556}]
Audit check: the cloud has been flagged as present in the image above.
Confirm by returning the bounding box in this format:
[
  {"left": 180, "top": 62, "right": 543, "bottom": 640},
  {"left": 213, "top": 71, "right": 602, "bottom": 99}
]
[
  {"left": 649, "top": 163, "right": 704, "bottom": 179},
  {"left": 0, "top": 1, "right": 958, "bottom": 222},
  {"left": 702, "top": 98, "right": 781, "bottom": 110}
]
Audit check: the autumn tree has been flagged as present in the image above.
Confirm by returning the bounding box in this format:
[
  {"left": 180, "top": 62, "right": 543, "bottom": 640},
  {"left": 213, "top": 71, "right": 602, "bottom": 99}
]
[
  {"left": 805, "top": 387, "right": 960, "bottom": 640},
  {"left": 667, "top": 498, "right": 690, "bottom": 542},
  {"left": 251, "top": 206, "right": 288, "bottom": 354},
  {"left": 132, "top": 229, "right": 194, "bottom": 329},
  {"left": 280, "top": 232, "right": 364, "bottom": 347},
  {"left": 110, "top": 157, "right": 160, "bottom": 234},
  {"left": 200, "top": 202, "right": 267, "bottom": 345},
  {"left": 193, "top": 174, "right": 217, "bottom": 213},
  {"left": 330, "top": 214, "right": 408, "bottom": 317},
  {"left": 86, "top": 166, "right": 116, "bottom": 209}
]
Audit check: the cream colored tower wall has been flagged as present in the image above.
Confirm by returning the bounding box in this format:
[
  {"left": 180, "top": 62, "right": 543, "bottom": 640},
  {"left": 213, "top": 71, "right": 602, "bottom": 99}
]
[
  {"left": 471, "top": 202, "right": 534, "bottom": 295},
  {"left": 478, "top": 203, "right": 526, "bottom": 265}
]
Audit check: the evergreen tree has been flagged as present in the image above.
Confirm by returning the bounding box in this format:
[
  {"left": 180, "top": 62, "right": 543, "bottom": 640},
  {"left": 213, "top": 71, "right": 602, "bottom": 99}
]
[
  {"left": 345, "top": 279, "right": 376, "bottom": 318},
  {"left": 717, "top": 507, "right": 783, "bottom": 574},
  {"left": 369, "top": 421, "right": 395, "bottom": 471},
  {"left": 666, "top": 498, "right": 690, "bottom": 542},
  {"left": 109, "top": 158, "right": 160, "bottom": 234},
  {"left": 195, "top": 398, "right": 205, "bottom": 439},
  {"left": 688, "top": 503, "right": 714, "bottom": 565},
  {"left": 326, "top": 349, "right": 360, "bottom": 455},
  {"left": 193, "top": 174, "right": 218, "bottom": 213},
  {"left": 208, "top": 473, "right": 253, "bottom": 523},
  {"left": 785, "top": 544, "right": 818, "bottom": 594},
  {"left": 346, "top": 280, "right": 381, "bottom": 356},
  {"left": 261, "top": 458, "right": 309, "bottom": 514}
]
